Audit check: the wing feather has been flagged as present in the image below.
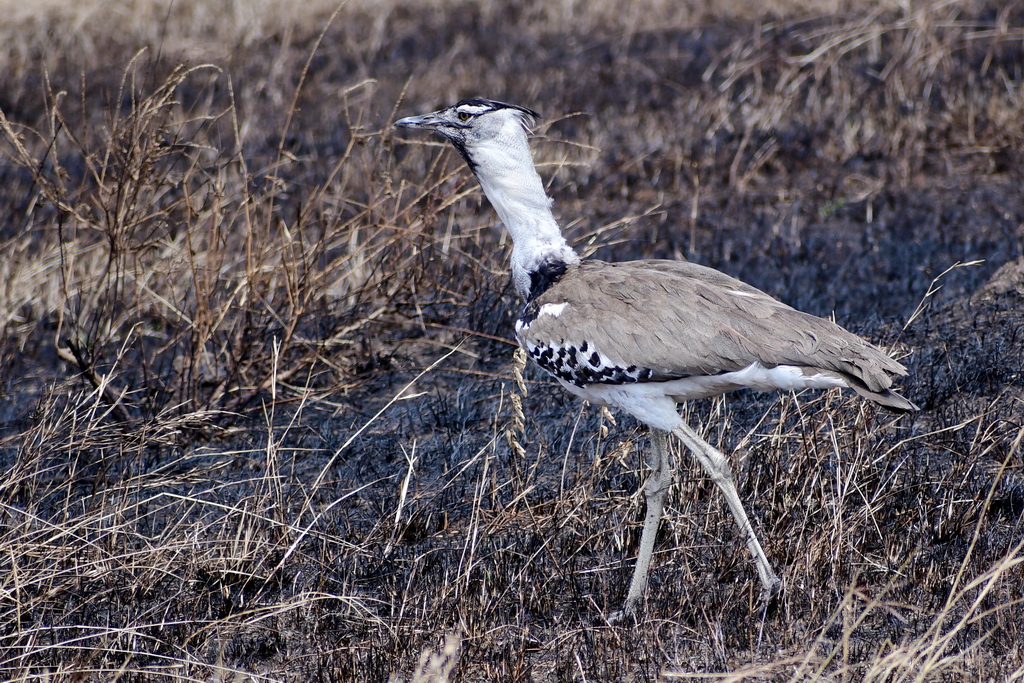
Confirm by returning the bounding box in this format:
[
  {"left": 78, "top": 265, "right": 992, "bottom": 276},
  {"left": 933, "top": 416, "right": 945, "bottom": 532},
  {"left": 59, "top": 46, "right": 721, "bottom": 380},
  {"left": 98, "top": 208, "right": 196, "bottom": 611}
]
[{"left": 518, "top": 260, "right": 906, "bottom": 392}]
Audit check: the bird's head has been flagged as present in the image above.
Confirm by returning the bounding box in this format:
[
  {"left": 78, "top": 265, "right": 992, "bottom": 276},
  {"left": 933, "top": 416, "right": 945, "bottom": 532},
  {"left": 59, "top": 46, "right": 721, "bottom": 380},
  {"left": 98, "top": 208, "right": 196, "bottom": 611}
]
[{"left": 394, "top": 98, "right": 539, "bottom": 170}]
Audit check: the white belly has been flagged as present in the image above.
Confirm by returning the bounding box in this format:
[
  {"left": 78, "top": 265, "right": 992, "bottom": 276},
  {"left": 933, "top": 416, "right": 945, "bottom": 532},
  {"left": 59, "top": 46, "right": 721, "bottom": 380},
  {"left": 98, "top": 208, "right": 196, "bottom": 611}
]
[{"left": 557, "top": 362, "right": 846, "bottom": 422}]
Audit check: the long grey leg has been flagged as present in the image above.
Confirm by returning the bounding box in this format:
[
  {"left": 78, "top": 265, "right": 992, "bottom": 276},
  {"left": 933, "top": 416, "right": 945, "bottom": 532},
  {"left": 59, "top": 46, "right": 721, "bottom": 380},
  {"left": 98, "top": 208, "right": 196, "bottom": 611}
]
[
  {"left": 610, "top": 428, "right": 673, "bottom": 622},
  {"left": 672, "top": 421, "right": 781, "bottom": 599}
]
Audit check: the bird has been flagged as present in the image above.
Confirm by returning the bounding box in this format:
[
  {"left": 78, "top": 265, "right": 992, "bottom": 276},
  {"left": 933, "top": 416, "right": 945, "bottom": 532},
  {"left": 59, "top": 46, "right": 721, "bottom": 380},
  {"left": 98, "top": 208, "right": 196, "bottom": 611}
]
[{"left": 394, "top": 97, "right": 917, "bottom": 621}]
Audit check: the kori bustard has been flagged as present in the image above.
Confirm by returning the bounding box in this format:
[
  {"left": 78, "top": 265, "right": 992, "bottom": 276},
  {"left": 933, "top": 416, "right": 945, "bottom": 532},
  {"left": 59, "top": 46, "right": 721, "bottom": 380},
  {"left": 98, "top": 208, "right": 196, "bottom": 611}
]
[{"left": 395, "top": 98, "right": 916, "bottom": 620}]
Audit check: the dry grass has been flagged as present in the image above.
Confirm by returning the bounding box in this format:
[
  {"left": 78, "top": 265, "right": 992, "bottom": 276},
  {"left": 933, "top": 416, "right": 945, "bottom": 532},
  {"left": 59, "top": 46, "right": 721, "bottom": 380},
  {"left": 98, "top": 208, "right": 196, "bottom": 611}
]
[{"left": 0, "top": 0, "right": 1022, "bottom": 680}]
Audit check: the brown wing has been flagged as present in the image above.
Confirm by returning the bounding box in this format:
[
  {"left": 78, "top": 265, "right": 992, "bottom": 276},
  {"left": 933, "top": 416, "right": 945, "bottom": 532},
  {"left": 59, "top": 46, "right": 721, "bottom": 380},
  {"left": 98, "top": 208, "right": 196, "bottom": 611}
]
[{"left": 518, "top": 259, "right": 907, "bottom": 393}]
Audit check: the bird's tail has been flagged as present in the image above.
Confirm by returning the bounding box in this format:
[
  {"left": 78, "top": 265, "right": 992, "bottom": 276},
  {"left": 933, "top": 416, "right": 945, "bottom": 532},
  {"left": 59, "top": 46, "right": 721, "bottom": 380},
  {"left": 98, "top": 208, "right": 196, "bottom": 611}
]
[{"left": 846, "top": 379, "right": 919, "bottom": 413}]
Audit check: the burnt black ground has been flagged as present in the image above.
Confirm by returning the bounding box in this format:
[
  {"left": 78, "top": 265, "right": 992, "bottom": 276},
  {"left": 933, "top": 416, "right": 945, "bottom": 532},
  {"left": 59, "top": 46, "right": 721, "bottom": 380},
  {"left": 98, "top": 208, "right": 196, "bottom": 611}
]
[{"left": 1, "top": 1, "right": 1023, "bottom": 680}]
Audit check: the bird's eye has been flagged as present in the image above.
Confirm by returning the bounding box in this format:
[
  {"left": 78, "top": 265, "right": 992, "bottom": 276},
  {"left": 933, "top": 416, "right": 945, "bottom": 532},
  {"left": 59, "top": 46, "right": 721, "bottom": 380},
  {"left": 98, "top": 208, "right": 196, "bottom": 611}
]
[{"left": 457, "top": 111, "right": 472, "bottom": 122}]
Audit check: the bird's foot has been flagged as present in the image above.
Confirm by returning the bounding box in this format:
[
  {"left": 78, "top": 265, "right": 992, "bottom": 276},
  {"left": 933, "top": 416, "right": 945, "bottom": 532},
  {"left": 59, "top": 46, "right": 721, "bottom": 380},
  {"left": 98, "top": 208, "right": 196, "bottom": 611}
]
[
  {"left": 606, "top": 609, "right": 630, "bottom": 626},
  {"left": 759, "top": 574, "right": 784, "bottom": 613},
  {"left": 606, "top": 600, "right": 639, "bottom": 625}
]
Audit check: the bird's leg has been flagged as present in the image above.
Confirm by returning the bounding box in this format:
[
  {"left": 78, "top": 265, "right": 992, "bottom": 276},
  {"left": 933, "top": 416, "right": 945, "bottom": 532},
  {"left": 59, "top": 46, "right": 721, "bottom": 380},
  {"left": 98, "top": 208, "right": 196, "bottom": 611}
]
[
  {"left": 611, "top": 428, "right": 673, "bottom": 622},
  {"left": 671, "top": 422, "right": 782, "bottom": 599}
]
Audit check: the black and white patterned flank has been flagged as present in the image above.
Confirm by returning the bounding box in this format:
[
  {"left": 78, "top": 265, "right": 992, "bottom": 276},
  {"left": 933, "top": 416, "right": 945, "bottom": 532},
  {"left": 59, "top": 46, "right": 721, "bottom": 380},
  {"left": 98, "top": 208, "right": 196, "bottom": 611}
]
[{"left": 522, "top": 338, "right": 655, "bottom": 387}]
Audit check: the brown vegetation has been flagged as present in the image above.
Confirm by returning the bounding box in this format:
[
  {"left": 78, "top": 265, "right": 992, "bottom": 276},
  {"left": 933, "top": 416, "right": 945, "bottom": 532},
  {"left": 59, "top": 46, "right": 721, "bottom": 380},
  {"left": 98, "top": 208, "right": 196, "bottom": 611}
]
[{"left": 0, "top": 0, "right": 1022, "bottom": 680}]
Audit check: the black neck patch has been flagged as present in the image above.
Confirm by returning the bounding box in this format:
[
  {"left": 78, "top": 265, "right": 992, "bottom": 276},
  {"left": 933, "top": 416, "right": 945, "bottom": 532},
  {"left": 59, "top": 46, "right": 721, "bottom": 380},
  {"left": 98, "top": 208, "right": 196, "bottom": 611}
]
[
  {"left": 526, "top": 257, "right": 570, "bottom": 303},
  {"left": 450, "top": 138, "right": 478, "bottom": 173}
]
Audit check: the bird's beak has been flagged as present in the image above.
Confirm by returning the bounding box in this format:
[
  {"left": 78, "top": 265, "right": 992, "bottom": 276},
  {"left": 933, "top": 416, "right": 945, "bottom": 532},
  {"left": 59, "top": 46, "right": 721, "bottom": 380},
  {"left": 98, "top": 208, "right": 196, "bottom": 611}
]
[{"left": 394, "top": 110, "right": 442, "bottom": 129}]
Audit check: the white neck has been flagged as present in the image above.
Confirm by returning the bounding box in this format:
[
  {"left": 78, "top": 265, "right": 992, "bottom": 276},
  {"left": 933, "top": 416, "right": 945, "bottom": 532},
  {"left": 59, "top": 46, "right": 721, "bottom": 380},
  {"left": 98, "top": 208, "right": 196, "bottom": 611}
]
[{"left": 468, "top": 130, "right": 579, "bottom": 299}]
